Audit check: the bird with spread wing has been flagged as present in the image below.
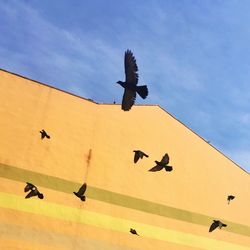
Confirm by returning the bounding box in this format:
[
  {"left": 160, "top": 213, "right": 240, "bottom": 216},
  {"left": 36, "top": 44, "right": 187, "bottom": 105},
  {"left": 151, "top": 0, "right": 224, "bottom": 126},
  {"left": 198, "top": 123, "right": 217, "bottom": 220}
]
[
  {"left": 133, "top": 150, "right": 149, "bottom": 163},
  {"left": 40, "top": 129, "right": 50, "bottom": 140},
  {"left": 227, "top": 195, "right": 235, "bottom": 204},
  {"left": 149, "top": 153, "right": 173, "bottom": 172},
  {"left": 209, "top": 220, "right": 227, "bottom": 232},
  {"left": 24, "top": 182, "right": 44, "bottom": 199},
  {"left": 117, "top": 50, "right": 148, "bottom": 111},
  {"left": 73, "top": 183, "right": 87, "bottom": 201}
]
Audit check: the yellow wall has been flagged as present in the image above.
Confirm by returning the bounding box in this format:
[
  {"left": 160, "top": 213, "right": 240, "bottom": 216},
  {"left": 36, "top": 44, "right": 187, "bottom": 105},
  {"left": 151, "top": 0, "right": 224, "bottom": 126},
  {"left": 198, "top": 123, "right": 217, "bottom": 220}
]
[{"left": 0, "top": 69, "right": 249, "bottom": 250}]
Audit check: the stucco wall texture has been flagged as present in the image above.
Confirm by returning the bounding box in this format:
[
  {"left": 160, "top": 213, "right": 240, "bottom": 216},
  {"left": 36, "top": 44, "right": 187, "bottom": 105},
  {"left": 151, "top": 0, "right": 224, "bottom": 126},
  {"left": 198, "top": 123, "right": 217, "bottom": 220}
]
[{"left": 0, "top": 69, "right": 249, "bottom": 250}]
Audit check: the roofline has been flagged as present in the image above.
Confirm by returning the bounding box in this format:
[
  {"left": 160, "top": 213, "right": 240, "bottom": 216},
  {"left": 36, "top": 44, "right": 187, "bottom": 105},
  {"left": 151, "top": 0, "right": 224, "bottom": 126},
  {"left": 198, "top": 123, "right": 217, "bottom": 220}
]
[
  {"left": 0, "top": 68, "right": 99, "bottom": 104},
  {"left": 157, "top": 105, "right": 249, "bottom": 175},
  {"left": 1, "top": 68, "right": 249, "bottom": 175}
]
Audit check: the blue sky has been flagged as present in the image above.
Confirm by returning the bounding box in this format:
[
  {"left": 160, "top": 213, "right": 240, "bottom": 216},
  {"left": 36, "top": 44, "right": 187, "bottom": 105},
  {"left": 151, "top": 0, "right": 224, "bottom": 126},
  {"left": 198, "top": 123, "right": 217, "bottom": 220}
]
[{"left": 1, "top": 0, "right": 250, "bottom": 172}]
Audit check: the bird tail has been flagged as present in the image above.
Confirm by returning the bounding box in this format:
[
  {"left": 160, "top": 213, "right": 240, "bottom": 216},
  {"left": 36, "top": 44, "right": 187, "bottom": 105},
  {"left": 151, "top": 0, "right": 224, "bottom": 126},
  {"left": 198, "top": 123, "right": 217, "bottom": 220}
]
[
  {"left": 165, "top": 166, "right": 173, "bottom": 171},
  {"left": 136, "top": 85, "right": 148, "bottom": 99}
]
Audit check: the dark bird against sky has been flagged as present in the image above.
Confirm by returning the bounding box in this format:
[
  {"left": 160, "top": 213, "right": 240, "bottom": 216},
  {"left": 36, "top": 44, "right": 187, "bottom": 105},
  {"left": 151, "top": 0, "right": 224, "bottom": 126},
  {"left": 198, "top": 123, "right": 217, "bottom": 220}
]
[
  {"left": 130, "top": 228, "right": 139, "bottom": 236},
  {"left": 73, "top": 183, "right": 87, "bottom": 201},
  {"left": 133, "top": 150, "right": 149, "bottom": 163},
  {"left": 227, "top": 195, "right": 235, "bottom": 204},
  {"left": 149, "top": 153, "right": 173, "bottom": 172},
  {"left": 209, "top": 220, "right": 227, "bottom": 232},
  {"left": 117, "top": 50, "right": 148, "bottom": 111},
  {"left": 40, "top": 129, "right": 50, "bottom": 140},
  {"left": 24, "top": 182, "right": 44, "bottom": 199}
]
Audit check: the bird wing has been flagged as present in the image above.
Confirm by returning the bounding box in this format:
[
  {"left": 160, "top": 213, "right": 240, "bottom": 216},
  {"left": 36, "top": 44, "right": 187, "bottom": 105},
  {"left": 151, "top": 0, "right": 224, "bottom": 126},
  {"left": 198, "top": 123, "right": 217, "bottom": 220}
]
[
  {"left": 40, "top": 131, "right": 45, "bottom": 139},
  {"left": 125, "top": 50, "right": 138, "bottom": 85},
  {"left": 148, "top": 165, "right": 164, "bottom": 172},
  {"left": 134, "top": 151, "right": 140, "bottom": 163},
  {"left": 209, "top": 222, "right": 219, "bottom": 232},
  {"left": 141, "top": 151, "right": 149, "bottom": 158},
  {"left": 77, "top": 183, "right": 87, "bottom": 195},
  {"left": 24, "top": 182, "right": 35, "bottom": 192},
  {"left": 122, "top": 89, "right": 136, "bottom": 111},
  {"left": 73, "top": 192, "right": 80, "bottom": 198},
  {"left": 161, "top": 153, "right": 169, "bottom": 164},
  {"left": 25, "top": 190, "right": 37, "bottom": 198}
]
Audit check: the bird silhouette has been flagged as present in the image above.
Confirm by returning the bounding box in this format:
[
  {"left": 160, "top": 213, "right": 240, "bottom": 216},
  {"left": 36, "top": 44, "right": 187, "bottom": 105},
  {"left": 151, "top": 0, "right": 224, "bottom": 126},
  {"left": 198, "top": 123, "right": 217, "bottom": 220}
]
[
  {"left": 73, "top": 183, "right": 87, "bottom": 201},
  {"left": 130, "top": 228, "right": 139, "bottom": 236},
  {"left": 149, "top": 153, "right": 173, "bottom": 172},
  {"left": 24, "top": 182, "right": 44, "bottom": 199},
  {"left": 40, "top": 129, "right": 50, "bottom": 139},
  {"left": 133, "top": 150, "right": 149, "bottom": 163},
  {"left": 209, "top": 220, "right": 227, "bottom": 232},
  {"left": 227, "top": 195, "right": 235, "bottom": 204},
  {"left": 117, "top": 50, "right": 148, "bottom": 111}
]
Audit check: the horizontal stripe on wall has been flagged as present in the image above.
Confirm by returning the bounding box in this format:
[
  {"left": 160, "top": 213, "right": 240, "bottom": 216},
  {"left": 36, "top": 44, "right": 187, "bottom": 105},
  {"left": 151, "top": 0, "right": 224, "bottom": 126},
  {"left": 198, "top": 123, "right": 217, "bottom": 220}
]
[
  {"left": 0, "top": 221, "right": 137, "bottom": 250},
  {"left": 0, "top": 163, "right": 249, "bottom": 237},
  {"left": 0, "top": 192, "right": 249, "bottom": 250}
]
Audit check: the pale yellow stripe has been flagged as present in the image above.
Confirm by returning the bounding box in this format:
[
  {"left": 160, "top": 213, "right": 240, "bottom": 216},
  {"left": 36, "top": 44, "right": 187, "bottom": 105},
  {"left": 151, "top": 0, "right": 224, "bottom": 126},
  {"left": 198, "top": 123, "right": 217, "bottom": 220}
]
[
  {"left": 0, "top": 192, "right": 249, "bottom": 250},
  {"left": 0, "top": 207, "right": 200, "bottom": 250}
]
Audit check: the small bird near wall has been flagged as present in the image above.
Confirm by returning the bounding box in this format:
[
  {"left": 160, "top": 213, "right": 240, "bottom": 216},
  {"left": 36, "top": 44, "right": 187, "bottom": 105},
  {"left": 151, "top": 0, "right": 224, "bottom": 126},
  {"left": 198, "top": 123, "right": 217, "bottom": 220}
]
[
  {"left": 73, "top": 183, "right": 87, "bottom": 201},
  {"left": 24, "top": 182, "right": 44, "bottom": 199},
  {"left": 227, "top": 195, "right": 235, "bottom": 204},
  {"left": 149, "top": 153, "right": 173, "bottom": 172},
  {"left": 130, "top": 228, "right": 139, "bottom": 236},
  {"left": 40, "top": 129, "right": 50, "bottom": 140},
  {"left": 209, "top": 220, "right": 227, "bottom": 232},
  {"left": 133, "top": 150, "right": 149, "bottom": 163}
]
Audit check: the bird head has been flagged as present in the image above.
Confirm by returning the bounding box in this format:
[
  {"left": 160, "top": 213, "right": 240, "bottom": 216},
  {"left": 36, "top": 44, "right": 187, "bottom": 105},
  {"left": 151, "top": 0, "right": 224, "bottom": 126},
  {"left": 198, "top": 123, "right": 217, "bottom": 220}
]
[{"left": 38, "top": 193, "right": 44, "bottom": 199}]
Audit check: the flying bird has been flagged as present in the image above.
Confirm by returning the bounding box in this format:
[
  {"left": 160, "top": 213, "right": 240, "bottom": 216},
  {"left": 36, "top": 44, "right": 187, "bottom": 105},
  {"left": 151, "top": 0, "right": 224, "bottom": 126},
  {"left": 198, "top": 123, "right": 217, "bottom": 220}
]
[
  {"left": 133, "top": 150, "right": 149, "bottom": 163},
  {"left": 73, "top": 183, "right": 87, "bottom": 201},
  {"left": 24, "top": 182, "right": 44, "bottom": 199},
  {"left": 209, "top": 220, "right": 227, "bottom": 232},
  {"left": 149, "top": 153, "right": 173, "bottom": 172},
  {"left": 117, "top": 50, "right": 148, "bottom": 111},
  {"left": 40, "top": 129, "right": 50, "bottom": 139},
  {"left": 130, "top": 228, "right": 139, "bottom": 236},
  {"left": 227, "top": 195, "right": 235, "bottom": 204}
]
